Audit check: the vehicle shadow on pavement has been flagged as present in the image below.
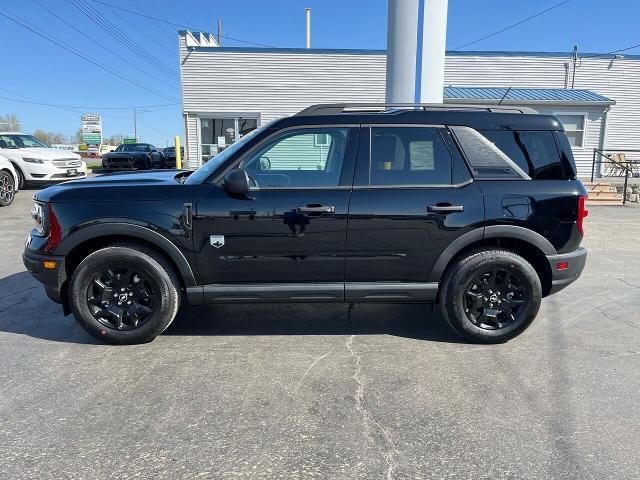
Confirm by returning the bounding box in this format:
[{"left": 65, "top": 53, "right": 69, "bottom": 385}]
[
  {"left": 0, "top": 271, "right": 462, "bottom": 344},
  {"left": 167, "top": 301, "right": 464, "bottom": 343},
  {"left": 0, "top": 271, "right": 101, "bottom": 345}
]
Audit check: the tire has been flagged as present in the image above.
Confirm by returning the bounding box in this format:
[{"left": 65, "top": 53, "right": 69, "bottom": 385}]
[
  {"left": 440, "top": 248, "right": 542, "bottom": 343},
  {"left": 0, "top": 170, "right": 15, "bottom": 206},
  {"left": 69, "top": 243, "right": 181, "bottom": 345},
  {"left": 13, "top": 165, "right": 25, "bottom": 189}
]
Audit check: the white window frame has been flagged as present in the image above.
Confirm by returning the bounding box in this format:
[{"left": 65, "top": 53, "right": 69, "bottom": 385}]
[
  {"left": 314, "top": 133, "right": 330, "bottom": 147},
  {"left": 553, "top": 112, "right": 587, "bottom": 149}
]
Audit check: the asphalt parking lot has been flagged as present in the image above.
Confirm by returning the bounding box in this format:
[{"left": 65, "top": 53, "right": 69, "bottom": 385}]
[{"left": 1, "top": 187, "right": 639, "bottom": 479}]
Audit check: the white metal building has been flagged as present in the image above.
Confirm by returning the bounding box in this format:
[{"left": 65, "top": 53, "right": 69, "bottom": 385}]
[{"left": 178, "top": 30, "right": 639, "bottom": 177}]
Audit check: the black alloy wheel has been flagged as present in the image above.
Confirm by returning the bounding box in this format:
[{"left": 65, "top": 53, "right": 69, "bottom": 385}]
[
  {"left": 86, "top": 266, "right": 156, "bottom": 330},
  {"left": 464, "top": 268, "right": 527, "bottom": 330},
  {"left": 0, "top": 171, "right": 15, "bottom": 206}
]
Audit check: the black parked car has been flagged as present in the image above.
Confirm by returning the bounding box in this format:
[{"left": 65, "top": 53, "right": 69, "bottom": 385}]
[
  {"left": 101, "top": 143, "right": 165, "bottom": 171},
  {"left": 162, "top": 146, "right": 184, "bottom": 168},
  {"left": 23, "top": 103, "right": 588, "bottom": 345}
]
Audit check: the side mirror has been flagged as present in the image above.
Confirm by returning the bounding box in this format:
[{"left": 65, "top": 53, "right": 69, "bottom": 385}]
[{"left": 223, "top": 168, "right": 250, "bottom": 197}]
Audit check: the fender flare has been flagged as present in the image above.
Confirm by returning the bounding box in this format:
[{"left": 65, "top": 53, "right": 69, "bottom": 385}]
[
  {"left": 427, "top": 225, "right": 557, "bottom": 282},
  {"left": 55, "top": 223, "right": 198, "bottom": 287}
]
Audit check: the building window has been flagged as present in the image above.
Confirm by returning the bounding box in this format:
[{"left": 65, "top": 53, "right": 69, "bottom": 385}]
[
  {"left": 554, "top": 113, "right": 586, "bottom": 148},
  {"left": 315, "top": 133, "right": 330, "bottom": 147}
]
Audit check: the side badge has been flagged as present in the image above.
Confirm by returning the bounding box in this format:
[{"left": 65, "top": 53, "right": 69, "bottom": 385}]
[{"left": 210, "top": 235, "right": 225, "bottom": 248}]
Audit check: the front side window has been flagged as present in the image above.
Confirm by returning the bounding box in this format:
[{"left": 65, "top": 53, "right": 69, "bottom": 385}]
[
  {"left": 554, "top": 114, "right": 586, "bottom": 147},
  {"left": 370, "top": 127, "right": 452, "bottom": 186},
  {"left": 241, "top": 128, "right": 348, "bottom": 188}
]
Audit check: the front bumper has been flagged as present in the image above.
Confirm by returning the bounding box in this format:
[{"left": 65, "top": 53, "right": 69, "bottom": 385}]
[
  {"left": 546, "top": 247, "right": 587, "bottom": 296},
  {"left": 24, "top": 161, "right": 87, "bottom": 182},
  {"left": 23, "top": 249, "right": 67, "bottom": 305}
]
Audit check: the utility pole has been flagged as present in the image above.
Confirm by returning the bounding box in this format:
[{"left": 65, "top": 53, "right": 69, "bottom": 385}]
[
  {"left": 133, "top": 108, "right": 137, "bottom": 141},
  {"left": 571, "top": 45, "right": 578, "bottom": 89},
  {"left": 217, "top": 18, "right": 222, "bottom": 46}
]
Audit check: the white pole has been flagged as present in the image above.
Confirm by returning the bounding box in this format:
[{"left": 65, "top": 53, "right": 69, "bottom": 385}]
[
  {"left": 386, "top": 0, "right": 449, "bottom": 104},
  {"left": 305, "top": 8, "right": 311, "bottom": 48}
]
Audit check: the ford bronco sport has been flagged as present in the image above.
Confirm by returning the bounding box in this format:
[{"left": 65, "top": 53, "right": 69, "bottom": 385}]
[{"left": 23, "top": 104, "right": 588, "bottom": 345}]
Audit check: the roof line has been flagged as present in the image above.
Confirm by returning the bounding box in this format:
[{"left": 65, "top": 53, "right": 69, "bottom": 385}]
[{"left": 176, "top": 35, "right": 640, "bottom": 60}]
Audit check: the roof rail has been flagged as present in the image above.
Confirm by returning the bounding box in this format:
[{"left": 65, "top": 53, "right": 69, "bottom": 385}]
[{"left": 295, "top": 103, "right": 538, "bottom": 116}]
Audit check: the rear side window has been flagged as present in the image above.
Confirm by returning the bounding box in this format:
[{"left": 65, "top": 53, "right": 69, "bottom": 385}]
[
  {"left": 370, "top": 127, "right": 452, "bottom": 186},
  {"left": 479, "top": 130, "right": 566, "bottom": 180}
]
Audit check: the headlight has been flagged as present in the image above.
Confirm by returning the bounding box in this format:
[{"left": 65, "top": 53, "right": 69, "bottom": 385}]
[
  {"left": 23, "top": 157, "right": 46, "bottom": 164},
  {"left": 31, "top": 202, "right": 47, "bottom": 235}
]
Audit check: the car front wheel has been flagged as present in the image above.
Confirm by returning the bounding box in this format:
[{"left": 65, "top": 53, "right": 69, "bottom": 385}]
[
  {"left": 440, "top": 248, "right": 542, "bottom": 343},
  {"left": 0, "top": 171, "right": 15, "bottom": 206},
  {"left": 69, "top": 243, "right": 180, "bottom": 344}
]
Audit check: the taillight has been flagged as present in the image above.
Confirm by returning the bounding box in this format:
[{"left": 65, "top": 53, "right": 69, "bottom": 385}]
[
  {"left": 577, "top": 195, "right": 588, "bottom": 236},
  {"left": 44, "top": 204, "right": 62, "bottom": 253}
]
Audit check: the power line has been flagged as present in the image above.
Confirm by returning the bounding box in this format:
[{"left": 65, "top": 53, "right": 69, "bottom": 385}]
[
  {"left": 581, "top": 42, "right": 640, "bottom": 59},
  {"left": 0, "top": 10, "right": 179, "bottom": 102},
  {"left": 453, "top": 0, "right": 573, "bottom": 50},
  {"left": 0, "top": 89, "right": 178, "bottom": 110},
  {"left": 87, "top": 0, "right": 276, "bottom": 48},
  {"left": 69, "top": 0, "right": 180, "bottom": 80},
  {"left": 31, "top": 0, "right": 178, "bottom": 90}
]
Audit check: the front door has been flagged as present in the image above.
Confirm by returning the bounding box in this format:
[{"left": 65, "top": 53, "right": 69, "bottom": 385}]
[
  {"left": 193, "top": 126, "right": 359, "bottom": 302},
  {"left": 345, "top": 126, "right": 484, "bottom": 300}
]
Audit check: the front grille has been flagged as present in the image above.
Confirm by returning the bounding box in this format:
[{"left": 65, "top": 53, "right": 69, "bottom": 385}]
[{"left": 52, "top": 159, "right": 83, "bottom": 168}]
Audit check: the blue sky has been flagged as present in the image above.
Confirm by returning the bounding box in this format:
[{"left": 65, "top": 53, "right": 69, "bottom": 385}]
[{"left": 1, "top": 0, "right": 639, "bottom": 146}]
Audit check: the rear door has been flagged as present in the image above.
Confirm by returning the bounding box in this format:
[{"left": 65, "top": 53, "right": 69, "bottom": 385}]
[{"left": 345, "top": 125, "right": 484, "bottom": 300}]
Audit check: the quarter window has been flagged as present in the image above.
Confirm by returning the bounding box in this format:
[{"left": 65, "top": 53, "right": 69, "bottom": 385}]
[
  {"left": 370, "top": 127, "right": 452, "bottom": 186},
  {"left": 241, "top": 128, "right": 349, "bottom": 188},
  {"left": 554, "top": 114, "right": 586, "bottom": 147}
]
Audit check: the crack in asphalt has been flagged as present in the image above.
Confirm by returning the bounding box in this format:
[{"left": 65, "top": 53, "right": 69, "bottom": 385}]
[
  {"left": 0, "top": 286, "right": 39, "bottom": 301},
  {"left": 345, "top": 334, "right": 400, "bottom": 480}
]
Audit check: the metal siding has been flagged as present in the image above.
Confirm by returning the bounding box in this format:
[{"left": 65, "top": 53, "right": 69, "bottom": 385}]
[{"left": 179, "top": 38, "right": 640, "bottom": 176}]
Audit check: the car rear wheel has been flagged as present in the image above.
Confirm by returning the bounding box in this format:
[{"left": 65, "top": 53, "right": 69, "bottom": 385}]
[
  {"left": 440, "top": 248, "right": 542, "bottom": 343},
  {"left": 0, "top": 171, "right": 15, "bottom": 206},
  {"left": 69, "top": 243, "right": 180, "bottom": 344}
]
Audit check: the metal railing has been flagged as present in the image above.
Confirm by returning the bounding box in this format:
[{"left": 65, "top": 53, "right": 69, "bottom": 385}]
[{"left": 590, "top": 148, "right": 640, "bottom": 205}]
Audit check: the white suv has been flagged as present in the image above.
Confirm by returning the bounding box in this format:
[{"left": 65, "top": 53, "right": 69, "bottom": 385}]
[{"left": 0, "top": 132, "right": 87, "bottom": 188}]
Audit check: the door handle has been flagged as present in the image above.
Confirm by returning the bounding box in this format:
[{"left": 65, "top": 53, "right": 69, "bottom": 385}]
[
  {"left": 297, "top": 205, "right": 335, "bottom": 214},
  {"left": 427, "top": 204, "right": 464, "bottom": 213}
]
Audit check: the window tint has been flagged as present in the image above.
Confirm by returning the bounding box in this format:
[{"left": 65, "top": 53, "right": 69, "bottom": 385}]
[
  {"left": 370, "top": 127, "right": 452, "bottom": 186},
  {"left": 480, "top": 130, "right": 564, "bottom": 180},
  {"left": 241, "top": 128, "right": 348, "bottom": 188}
]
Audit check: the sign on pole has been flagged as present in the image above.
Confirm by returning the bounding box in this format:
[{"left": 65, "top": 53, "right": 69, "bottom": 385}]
[{"left": 81, "top": 114, "right": 102, "bottom": 145}]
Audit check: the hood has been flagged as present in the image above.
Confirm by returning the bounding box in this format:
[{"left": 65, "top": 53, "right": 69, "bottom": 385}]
[
  {"left": 18, "top": 147, "right": 82, "bottom": 160},
  {"left": 35, "top": 170, "right": 188, "bottom": 203}
]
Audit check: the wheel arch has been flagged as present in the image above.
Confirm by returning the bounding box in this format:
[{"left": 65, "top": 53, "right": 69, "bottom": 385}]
[
  {"left": 57, "top": 223, "right": 198, "bottom": 289},
  {"left": 429, "top": 226, "right": 555, "bottom": 297}
]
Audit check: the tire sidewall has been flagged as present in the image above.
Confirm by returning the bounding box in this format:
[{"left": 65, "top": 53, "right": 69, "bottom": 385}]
[
  {"left": 70, "top": 247, "right": 178, "bottom": 344},
  {"left": 444, "top": 251, "right": 542, "bottom": 343}
]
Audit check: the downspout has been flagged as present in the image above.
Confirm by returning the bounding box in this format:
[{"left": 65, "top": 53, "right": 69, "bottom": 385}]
[{"left": 598, "top": 106, "right": 611, "bottom": 178}]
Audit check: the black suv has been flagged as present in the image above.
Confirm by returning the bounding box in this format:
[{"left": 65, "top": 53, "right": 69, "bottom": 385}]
[{"left": 23, "top": 104, "right": 588, "bottom": 345}]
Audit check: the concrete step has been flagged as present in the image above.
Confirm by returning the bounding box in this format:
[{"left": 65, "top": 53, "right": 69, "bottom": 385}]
[
  {"left": 583, "top": 182, "right": 617, "bottom": 193},
  {"left": 586, "top": 197, "right": 624, "bottom": 206},
  {"left": 587, "top": 191, "right": 623, "bottom": 199}
]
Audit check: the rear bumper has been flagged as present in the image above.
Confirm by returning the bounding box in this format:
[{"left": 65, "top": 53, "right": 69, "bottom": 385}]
[
  {"left": 22, "top": 249, "right": 67, "bottom": 304},
  {"left": 546, "top": 247, "right": 587, "bottom": 296}
]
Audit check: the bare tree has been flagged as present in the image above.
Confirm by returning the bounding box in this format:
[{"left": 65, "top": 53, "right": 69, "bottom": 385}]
[
  {"left": 0, "top": 114, "right": 21, "bottom": 132},
  {"left": 75, "top": 128, "right": 84, "bottom": 144},
  {"left": 105, "top": 134, "right": 125, "bottom": 145},
  {"left": 33, "top": 129, "right": 66, "bottom": 145}
]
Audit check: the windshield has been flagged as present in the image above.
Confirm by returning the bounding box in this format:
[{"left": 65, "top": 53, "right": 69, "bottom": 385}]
[
  {"left": 0, "top": 134, "right": 49, "bottom": 149},
  {"left": 185, "top": 122, "right": 272, "bottom": 184},
  {"left": 116, "top": 144, "right": 151, "bottom": 152}
]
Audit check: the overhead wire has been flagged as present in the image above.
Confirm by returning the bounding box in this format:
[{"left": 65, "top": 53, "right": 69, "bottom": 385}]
[
  {"left": 452, "top": 0, "right": 573, "bottom": 50},
  {"left": 69, "top": 0, "right": 180, "bottom": 80},
  {"left": 87, "top": 0, "right": 276, "bottom": 48},
  {"left": 31, "top": 0, "right": 178, "bottom": 90},
  {"left": 0, "top": 10, "right": 179, "bottom": 102}
]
